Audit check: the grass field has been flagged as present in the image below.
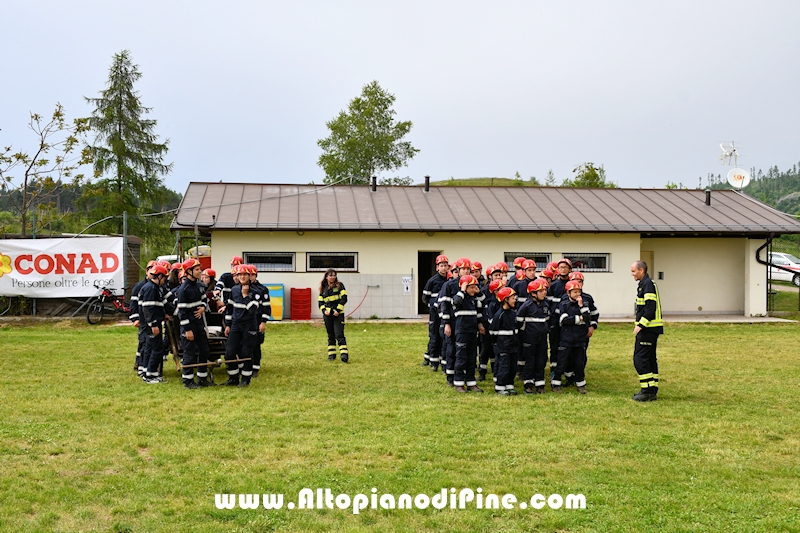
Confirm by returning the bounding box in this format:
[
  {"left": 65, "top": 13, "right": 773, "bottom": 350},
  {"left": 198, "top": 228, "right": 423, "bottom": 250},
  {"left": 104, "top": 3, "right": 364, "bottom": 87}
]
[{"left": 1, "top": 320, "right": 799, "bottom": 532}]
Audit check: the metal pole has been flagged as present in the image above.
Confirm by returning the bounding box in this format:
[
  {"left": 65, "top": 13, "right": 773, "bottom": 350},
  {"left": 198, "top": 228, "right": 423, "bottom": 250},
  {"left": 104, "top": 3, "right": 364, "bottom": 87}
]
[
  {"left": 123, "top": 211, "right": 128, "bottom": 298},
  {"left": 31, "top": 211, "right": 36, "bottom": 317}
]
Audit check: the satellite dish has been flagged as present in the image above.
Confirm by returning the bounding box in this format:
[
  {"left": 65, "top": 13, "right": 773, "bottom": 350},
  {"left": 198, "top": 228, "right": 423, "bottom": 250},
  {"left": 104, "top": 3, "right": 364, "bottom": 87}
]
[{"left": 727, "top": 168, "right": 751, "bottom": 189}]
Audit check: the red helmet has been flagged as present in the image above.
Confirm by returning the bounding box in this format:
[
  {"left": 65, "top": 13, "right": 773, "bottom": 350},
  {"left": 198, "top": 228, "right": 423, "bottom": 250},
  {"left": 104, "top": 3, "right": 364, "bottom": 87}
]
[
  {"left": 485, "top": 265, "right": 497, "bottom": 277},
  {"left": 454, "top": 257, "right": 471, "bottom": 269},
  {"left": 471, "top": 261, "right": 482, "bottom": 271},
  {"left": 151, "top": 264, "right": 169, "bottom": 277},
  {"left": 565, "top": 280, "right": 582, "bottom": 292},
  {"left": 488, "top": 279, "right": 505, "bottom": 293},
  {"left": 158, "top": 260, "right": 171, "bottom": 269},
  {"left": 496, "top": 262, "right": 509, "bottom": 273},
  {"left": 528, "top": 279, "right": 548, "bottom": 293},
  {"left": 459, "top": 275, "right": 478, "bottom": 288},
  {"left": 230, "top": 256, "right": 244, "bottom": 266},
  {"left": 558, "top": 258, "right": 573, "bottom": 269},
  {"left": 435, "top": 254, "right": 449, "bottom": 265},
  {"left": 522, "top": 259, "right": 537, "bottom": 270},
  {"left": 231, "top": 264, "right": 242, "bottom": 275},
  {"left": 246, "top": 264, "right": 258, "bottom": 275},
  {"left": 203, "top": 268, "right": 216, "bottom": 278},
  {"left": 546, "top": 261, "right": 559, "bottom": 272},
  {"left": 496, "top": 287, "right": 516, "bottom": 303},
  {"left": 569, "top": 271, "right": 585, "bottom": 281},
  {"left": 183, "top": 258, "right": 201, "bottom": 271},
  {"left": 513, "top": 257, "right": 526, "bottom": 268},
  {"left": 145, "top": 260, "right": 158, "bottom": 270},
  {"left": 540, "top": 269, "right": 556, "bottom": 280},
  {"left": 171, "top": 262, "right": 183, "bottom": 271}
]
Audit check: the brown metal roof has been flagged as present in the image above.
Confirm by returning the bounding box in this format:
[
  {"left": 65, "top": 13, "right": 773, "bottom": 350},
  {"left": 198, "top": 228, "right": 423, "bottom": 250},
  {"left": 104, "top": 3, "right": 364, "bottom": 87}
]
[{"left": 172, "top": 183, "right": 800, "bottom": 235}]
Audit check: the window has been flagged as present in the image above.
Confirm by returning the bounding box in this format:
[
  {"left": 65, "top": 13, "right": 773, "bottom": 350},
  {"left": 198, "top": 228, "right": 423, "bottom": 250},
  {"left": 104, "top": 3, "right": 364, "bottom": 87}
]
[
  {"left": 503, "top": 252, "right": 552, "bottom": 271},
  {"left": 307, "top": 252, "right": 358, "bottom": 272},
  {"left": 244, "top": 252, "right": 295, "bottom": 272},
  {"left": 562, "top": 253, "right": 610, "bottom": 272}
]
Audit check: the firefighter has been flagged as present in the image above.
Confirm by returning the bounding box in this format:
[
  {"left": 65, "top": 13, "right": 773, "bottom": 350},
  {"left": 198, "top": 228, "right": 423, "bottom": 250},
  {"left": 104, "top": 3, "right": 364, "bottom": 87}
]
[
  {"left": 438, "top": 258, "right": 472, "bottom": 386},
  {"left": 130, "top": 260, "right": 157, "bottom": 377},
  {"left": 215, "top": 255, "right": 243, "bottom": 308},
  {"left": 248, "top": 265, "right": 270, "bottom": 377},
  {"left": 223, "top": 265, "right": 261, "bottom": 387},
  {"left": 478, "top": 268, "right": 504, "bottom": 381},
  {"left": 470, "top": 261, "right": 485, "bottom": 287},
  {"left": 201, "top": 268, "right": 224, "bottom": 312},
  {"left": 421, "top": 254, "right": 449, "bottom": 370},
  {"left": 513, "top": 259, "right": 538, "bottom": 377},
  {"left": 553, "top": 280, "right": 590, "bottom": 394},
  {"left": 177, "top": 258, "right": 212, "bottom": 389},
  {"left": 319, "top": 268, "right": 349, "bottom": 362},
  {"left": 631, "top": 260, "right": 663, "bottom": 401},
  {"left": 516, "top": 278, "right": 550, "bottom": 394},
  {"left": 490, "top": 286, "right": 519, "bottom": 396},
  {"left": 139, "top": 264, "right": 171, "bottom": 384},
  {"left": 547, "top": 258, "right": 572, "bottom": 379},
  {"left": 451, "top": 275, "right": 486, "bottom": 393}
]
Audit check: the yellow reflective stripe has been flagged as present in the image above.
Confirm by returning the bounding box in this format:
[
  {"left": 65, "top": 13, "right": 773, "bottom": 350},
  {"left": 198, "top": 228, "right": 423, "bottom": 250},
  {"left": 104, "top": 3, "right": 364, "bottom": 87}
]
[
  {"left": 339, "top": 290, "right": 347, "bottom": 296},
  {"left": 643, "top": 293, "right": 658, "bottom": 301},
  {"left": 638, "top": 373, "right": 653, "bottom": 380},
  {"left": 337, "top": 304, "right": 345, "bottom": 311},
  {"left": 636, "top": 298, "right": 646, "bottom": 305},
  {"left": 638, "top": 317, "right": 651, "bottom": 327}
]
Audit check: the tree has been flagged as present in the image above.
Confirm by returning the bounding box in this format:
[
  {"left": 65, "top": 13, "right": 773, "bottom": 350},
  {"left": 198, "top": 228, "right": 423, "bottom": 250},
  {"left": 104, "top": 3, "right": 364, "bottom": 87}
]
[
  {"left": 317, "top": 81, "right": 419, "bottom": 185},
  {"left": 545, "top": 169, "right": 556, "bottom": 187},
  {"left": 82, "top": 50, "right": 172, "bottom": 232},
  {"left": 562, "top": 162, "right": 616, "bottom": 188},
  {"left": 0, "top": 104, "right": 90, "bottom": 236}
]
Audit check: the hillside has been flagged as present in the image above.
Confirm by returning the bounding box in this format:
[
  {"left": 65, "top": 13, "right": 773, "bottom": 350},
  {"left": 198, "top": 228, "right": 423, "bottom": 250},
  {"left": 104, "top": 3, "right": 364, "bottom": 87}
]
[{"left": 430, "top": 177, "right": 538, "bottom": 187}]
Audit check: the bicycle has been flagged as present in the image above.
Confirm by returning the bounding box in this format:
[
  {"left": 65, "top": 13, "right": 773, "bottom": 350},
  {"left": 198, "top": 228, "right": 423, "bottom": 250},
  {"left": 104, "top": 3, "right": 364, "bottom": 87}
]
[{"left": 86, "top": 283, "right": 130, "bottom": 324}]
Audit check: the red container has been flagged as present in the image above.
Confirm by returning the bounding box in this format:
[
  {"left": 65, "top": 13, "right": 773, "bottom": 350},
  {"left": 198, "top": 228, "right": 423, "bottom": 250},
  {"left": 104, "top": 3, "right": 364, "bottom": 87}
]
[{"left": 290, "top": 288, "right": 312, "bottom": 320}]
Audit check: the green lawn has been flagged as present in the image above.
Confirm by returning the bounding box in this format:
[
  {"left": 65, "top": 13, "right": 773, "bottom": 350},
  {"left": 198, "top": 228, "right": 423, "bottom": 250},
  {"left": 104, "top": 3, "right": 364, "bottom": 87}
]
[{"left": 1, "top": 321, "right": 799, "bottom": 532}]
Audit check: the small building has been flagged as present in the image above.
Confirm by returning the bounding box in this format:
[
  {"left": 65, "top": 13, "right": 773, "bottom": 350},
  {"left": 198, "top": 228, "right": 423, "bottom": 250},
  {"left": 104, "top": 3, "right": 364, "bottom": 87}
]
[{"left": 172, "top": 183, "right": 800, "bottom": 319}]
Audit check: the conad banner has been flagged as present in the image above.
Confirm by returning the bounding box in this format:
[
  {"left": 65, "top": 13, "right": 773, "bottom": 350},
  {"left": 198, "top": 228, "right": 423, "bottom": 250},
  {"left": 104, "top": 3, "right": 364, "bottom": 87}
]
[{"left": 0, "top": 237, "right": 124, "bottom": 298}]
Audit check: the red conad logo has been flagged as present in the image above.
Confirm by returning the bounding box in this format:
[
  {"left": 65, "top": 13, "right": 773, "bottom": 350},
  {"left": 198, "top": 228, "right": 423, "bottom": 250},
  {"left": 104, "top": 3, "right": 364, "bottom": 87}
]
[{"left": 12, "top": 253, "right": 119, "bottom": 275}]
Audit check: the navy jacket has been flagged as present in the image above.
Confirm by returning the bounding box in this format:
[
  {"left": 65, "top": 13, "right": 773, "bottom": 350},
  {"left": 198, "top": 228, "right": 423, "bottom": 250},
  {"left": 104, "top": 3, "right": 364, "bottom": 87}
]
[{"left": 490, "top": 307, "right": 520, "bottom": 355}]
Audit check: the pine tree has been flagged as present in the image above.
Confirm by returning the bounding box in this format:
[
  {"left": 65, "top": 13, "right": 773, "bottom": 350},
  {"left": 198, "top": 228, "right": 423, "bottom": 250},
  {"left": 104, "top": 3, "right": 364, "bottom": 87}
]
[{"left": 82, "top": 50, "right": 172, "bottom": 232}]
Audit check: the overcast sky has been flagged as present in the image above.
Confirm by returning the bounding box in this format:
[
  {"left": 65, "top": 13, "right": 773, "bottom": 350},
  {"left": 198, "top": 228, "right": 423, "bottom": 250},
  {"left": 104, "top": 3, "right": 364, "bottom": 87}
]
[{"left": 3, "top": 0, "right": 799, "bottom": 196}]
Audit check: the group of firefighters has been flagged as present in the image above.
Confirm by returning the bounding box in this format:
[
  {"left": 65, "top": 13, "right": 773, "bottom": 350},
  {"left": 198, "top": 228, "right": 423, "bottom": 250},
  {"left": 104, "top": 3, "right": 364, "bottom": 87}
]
[
  {"left": 128, "top": 256, "right": 270, "bottom": 389},
  {"left": 125, "top": 252, "right": 663, "bottom": 401},
  {"left": 421, "top": 255, "right": 663, "bottom": 401}
]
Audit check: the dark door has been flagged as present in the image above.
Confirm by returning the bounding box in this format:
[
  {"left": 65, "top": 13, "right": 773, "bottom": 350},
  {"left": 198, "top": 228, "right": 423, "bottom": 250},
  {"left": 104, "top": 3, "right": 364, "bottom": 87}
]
[{"left": 417, "top": 251, "right": 440, "bottom": 314}]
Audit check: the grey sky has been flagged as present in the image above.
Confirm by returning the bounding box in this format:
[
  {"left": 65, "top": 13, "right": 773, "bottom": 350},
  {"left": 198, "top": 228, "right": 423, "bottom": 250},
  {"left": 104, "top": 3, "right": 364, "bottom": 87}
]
[{"left": 2, "top": 1, "right": 799, "bottom": 196}]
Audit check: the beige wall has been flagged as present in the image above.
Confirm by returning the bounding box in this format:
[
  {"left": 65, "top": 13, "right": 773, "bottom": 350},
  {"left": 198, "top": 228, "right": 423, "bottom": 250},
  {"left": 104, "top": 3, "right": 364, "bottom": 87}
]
[
  {"left": 210, "top": 230, "right": 642, "bottom": 319},
  {"left": 640, "top": 237, "right": 766, "bottom": 315}
]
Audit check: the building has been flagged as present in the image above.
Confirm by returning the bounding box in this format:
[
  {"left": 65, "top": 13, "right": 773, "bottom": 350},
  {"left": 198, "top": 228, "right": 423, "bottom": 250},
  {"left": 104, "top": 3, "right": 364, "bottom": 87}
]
[{"left": 172, "top": 182, "right": 800, "bottom": 319}]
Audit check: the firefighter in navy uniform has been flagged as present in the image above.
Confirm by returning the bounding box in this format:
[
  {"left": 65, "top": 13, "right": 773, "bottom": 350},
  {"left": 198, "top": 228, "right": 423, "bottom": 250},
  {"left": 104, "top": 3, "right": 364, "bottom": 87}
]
[
  {"left": 319, "top": 269, "right": 349, "bottom": 362},
  {"left": 553, "top": 280, "right": 591, "bottom": 394},
  {"left": 490, "top": 287, "right": 519, "bottom": 396},
  {"left": 438, "top": 258, "right": 472, "bottom": 386},
  {"left": 223, "top": 265, "right": 262, "bottom": 387},
  {"left": 516, "top": 279, "right": 550, "bottom": 394},
  {"left": 547, "top": 258, "right": 572, "bottom": 381},
  {"left": 139, "top": 264, "right": 171, "bottom": 384},
  {"left": 631, "top": 260, "right": 663, "bottom": 401},
  {"left": 248, "top": 265, "right": 271, "bottom": 377},
  {"left": 130, "top": 260, "right": 157, "bottom": 377},
  {"left": 421, "top": 255, "right": 449, "bottom": 370},
  {"left": 451, "top": 275, "right": 486, "bottom": 393},
  {"left": 177, "top": 258, "right": 212, "bottom": 389}
]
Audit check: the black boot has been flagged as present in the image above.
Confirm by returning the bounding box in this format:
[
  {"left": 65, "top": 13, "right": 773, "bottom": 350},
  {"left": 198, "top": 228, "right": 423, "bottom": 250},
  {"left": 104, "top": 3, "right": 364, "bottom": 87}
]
[
  {"left": 198, "top": 378, "right": 215, "bottom": 387},
  {"left": 184, "top": 380, "right": 200, "bottom": 389},
  {"left": 633, "top": 388, "right": 657, "bottom": 402},
  {"left": 224, "top": 376, "right": 240, "bottom": 386},
  {"left": 421, "top": 354, "right": 430, "bottom": 366},
  {"left": 238, "top": 379, "right": 250, "bottom": 388},
  {"left": 339, "top": 344, "right": 349, "bottom": 363},
  {"left": 430, "top": 363, "right": 439, "bottom": 372}
]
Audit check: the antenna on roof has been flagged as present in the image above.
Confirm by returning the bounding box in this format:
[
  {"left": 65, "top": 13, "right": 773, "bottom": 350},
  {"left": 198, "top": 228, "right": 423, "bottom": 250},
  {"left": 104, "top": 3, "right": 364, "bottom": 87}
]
[{"left": 718, "top": 141, "right": 750, "bottom": 191}]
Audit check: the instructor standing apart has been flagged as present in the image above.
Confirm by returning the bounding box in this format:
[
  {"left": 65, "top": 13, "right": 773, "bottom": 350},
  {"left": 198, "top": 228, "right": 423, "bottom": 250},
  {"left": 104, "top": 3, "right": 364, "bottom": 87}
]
[
  {"left": 319, "top": 269, "right": 349, "bottom": 363},
  {"left": 631, "top": 260, "right": 663, "bottom": 402}
]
